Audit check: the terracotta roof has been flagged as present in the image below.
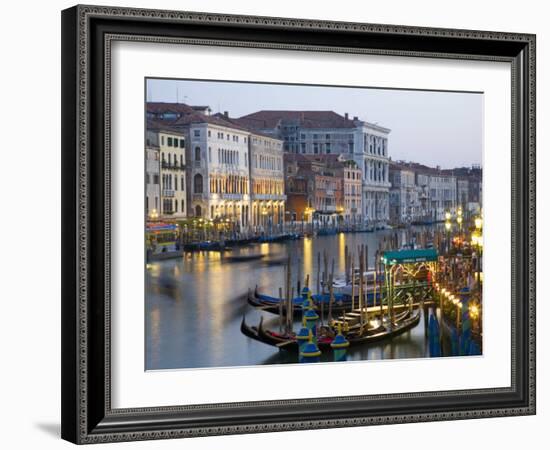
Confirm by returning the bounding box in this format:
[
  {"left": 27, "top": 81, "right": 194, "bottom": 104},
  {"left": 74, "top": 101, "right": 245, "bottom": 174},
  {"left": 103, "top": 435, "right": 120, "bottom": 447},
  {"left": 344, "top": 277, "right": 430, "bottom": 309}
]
[
  {"left": 146, "top": 119, "right": 186, "bottom": 135},
  {"left": 210, "top": 113, "right": 282, "bottom": 139},
  {"left": 238, "top": 110, "right": 357, "bottom": 129},
  {"left": 168, "top": 113, "right": 250, "bottom": 132},
  {"left": 146, "top": 102, "right": 196, "bottom": 115},
  {"left": 147, "top": 108, "right": 250, "bottom": 133},
  {"left": 389, "top": 160, "right": 449, "bottom": 176}
]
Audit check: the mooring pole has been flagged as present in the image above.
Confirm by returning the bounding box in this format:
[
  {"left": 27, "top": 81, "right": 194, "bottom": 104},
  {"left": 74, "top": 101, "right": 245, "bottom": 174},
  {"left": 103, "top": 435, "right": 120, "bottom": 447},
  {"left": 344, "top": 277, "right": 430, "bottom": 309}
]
[{"left": 279, "top": 287, "right": 284, "bottom": 333}]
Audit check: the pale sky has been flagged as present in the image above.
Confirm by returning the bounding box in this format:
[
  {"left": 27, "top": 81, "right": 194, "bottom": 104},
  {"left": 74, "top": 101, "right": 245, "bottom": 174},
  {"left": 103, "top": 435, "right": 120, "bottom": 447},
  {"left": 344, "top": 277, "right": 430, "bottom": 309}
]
[{"left": 146, "top": 78, "right": 483, "bottom": 169}]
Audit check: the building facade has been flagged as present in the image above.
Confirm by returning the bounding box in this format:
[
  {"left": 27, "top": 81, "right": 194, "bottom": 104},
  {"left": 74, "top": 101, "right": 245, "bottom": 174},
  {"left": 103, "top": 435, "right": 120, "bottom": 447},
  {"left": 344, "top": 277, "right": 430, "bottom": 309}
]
[
  {"left": 159, "top": 130, "right": 187, "bottom": 218},
  {"left": 248, "top": 133, "right": 286, "bottom": 230},
  {"left": 237, "top": 110, "right": 391, "bottom": 225},
  {"left": 389, "top": 162, "right": 421, "bottom": 225},
  {"left": 355, "top": 122, "right": 391, "bottom": 225},
  {"left": 185, "top": 120, "right": 251, "bottom": 228},
  {"left": 145, "top": 126, "right": 187, "bottom": 219},
  {"left": 284, "top": 154, "right": 344, "bottom": 227},
  {"left": 341, "top": 159, "right": 362, "bottom": 224},
  {"left": 145, "top": 145, "right": 160, "bottom": 218}
]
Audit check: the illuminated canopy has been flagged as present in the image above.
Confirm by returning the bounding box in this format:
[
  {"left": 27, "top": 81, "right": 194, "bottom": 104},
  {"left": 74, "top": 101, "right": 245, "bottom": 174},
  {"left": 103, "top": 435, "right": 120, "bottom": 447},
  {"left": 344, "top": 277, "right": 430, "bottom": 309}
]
[{"left": 382, "top": 248, "right": 438, "bottom": 265}]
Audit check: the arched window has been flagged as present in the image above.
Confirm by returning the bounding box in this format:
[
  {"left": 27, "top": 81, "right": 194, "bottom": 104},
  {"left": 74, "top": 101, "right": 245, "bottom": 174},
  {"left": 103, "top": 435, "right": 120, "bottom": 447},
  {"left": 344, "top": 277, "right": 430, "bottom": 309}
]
[
  {"left": 194, "top": 174, "right": 203, "bottom": 193},
  {"left": 195, "top": 146, "right": 201, "bottom": 161},
  {"left": 195, "top": 205, "right": 202, "bottom": 217}
]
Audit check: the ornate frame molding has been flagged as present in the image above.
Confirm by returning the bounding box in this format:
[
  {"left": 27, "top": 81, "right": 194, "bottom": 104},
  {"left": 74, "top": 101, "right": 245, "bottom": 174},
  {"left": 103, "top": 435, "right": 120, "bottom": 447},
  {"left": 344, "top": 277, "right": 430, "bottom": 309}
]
[{"left": 61, "top": 5, "right": 536, "bottom": 444}]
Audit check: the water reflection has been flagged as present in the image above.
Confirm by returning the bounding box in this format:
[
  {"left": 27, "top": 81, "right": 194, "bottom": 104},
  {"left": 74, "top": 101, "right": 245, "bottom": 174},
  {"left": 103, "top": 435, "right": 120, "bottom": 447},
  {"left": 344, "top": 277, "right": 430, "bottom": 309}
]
[{"left": 146, "top": 227, "right": 434, "bottom": 370}]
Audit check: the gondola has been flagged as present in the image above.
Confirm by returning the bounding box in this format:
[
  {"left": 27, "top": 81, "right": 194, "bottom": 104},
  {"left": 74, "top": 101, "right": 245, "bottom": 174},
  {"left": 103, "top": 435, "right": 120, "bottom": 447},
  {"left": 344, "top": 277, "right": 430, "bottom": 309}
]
[
  {"left": 240, "top": 308, "right": 421, "bottom": 352},
  {"left": 248, "top": 287, "right": 381, "bottom": 316},
  {"left": 224, "top": 254, "right": 265, "bottom": 263}
]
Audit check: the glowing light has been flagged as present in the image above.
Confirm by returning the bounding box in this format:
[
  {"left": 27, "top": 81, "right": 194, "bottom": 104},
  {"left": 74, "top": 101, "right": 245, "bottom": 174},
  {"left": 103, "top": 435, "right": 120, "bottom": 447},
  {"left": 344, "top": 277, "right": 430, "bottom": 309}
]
[{"left": 475, "top": 217, "right": 482, "bottom": 230}]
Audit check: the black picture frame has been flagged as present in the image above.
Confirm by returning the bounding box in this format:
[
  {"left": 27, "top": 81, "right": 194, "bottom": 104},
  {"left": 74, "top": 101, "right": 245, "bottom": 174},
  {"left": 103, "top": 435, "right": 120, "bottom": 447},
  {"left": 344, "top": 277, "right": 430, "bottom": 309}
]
[{"left": 61, "top": 4, "right": 536, "bottom": 444}]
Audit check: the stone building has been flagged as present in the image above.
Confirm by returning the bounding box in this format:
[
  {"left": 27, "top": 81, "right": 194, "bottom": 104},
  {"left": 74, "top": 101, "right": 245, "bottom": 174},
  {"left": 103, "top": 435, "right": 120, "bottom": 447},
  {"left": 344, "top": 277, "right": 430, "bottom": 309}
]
[
  {"left": 340, "top": 159, "right": 363, "bottom": 225},
  {"left": 237, "top": 110, "right": 390, "bottom": 225},
  {"left": 146, "top": 125, "right": 187, "bottom": 219},
  {"left": 389, "top": 162, "right": 421, "bottom": 225},
  {"left": 212, "top": 113, "right": 286, "bottom": 231},
  {"left": 145, "top": 145, "right": 160, "bottom": 218},
  {"left": 389, "top": 161, "right": 458, "bottom": 222},
  {"left": 284, "top": 154, "right": 343, "bottom": 227},
  {"left": 248, "top": 133, "right": 286, "bottom": 230}
]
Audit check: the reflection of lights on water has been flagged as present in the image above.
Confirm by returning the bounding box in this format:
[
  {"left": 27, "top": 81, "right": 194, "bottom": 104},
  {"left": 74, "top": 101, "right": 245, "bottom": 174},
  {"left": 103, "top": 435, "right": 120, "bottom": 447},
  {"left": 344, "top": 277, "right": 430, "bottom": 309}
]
[
  {"left": 303, "top": 237, "right": 312, "bottom": 281},
  {"left": 208, "top": 252, "right": 221, "bottom": 261},
  {"left": 147, "top": 227, "right": 449, "bottom": 369},
  {"left": 149, "top": 307, "right": 161, "bottom": 362},
  {"left": 260, "top": 243, "right": 269, "bottom": 255},
  {"left": 338, "top": 232, "right": 346, "bottom": 271}
]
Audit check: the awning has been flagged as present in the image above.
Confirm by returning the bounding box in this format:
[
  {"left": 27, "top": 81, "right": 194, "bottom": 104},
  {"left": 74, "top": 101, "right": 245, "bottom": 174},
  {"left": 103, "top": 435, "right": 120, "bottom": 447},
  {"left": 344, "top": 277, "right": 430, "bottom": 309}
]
[{"left": 382, "top": 248, "right": 438, "bottom": 265}]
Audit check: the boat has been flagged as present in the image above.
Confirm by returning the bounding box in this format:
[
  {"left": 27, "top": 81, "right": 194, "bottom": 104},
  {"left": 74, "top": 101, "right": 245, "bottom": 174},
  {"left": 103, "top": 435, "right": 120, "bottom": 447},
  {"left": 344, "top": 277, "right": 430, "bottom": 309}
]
[
  {"left": 240, "top": 308, "right": 421, "bottom": 352},
  {"left": 248, "top": 287, "right": 381, "bottom": 316},
  {"left": 316, "top": 228, "right": 338, "bottom": 236},
  {"left": 224, "top": 254, "right": 265, "bottom": 263}
]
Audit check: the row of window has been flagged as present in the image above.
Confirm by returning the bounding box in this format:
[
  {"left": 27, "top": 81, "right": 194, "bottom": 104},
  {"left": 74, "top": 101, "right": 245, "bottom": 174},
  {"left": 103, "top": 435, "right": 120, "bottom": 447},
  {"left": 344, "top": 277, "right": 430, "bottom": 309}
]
[
  {"left": 344, "top": 185, "right": 360, "bottom": 196},
  {"left": 285, "top": 142, "right": 354, "bottom": 154},
  {"left": 253, "top": 154, "right": 282, "bottom": 171},
  {"left": 216, "top": 148, "right": 246, "bottom": 166},
  {"left": 206, "top": 129, "right": 247, "bottom": 143},
  {"left": 365, "top": 135, "right": 387, "bottom": 156},
  {"left": 161, "top": 135, "right": 185, "bottom": 148},
  {"left": 161, "top": 153, "right": 185, "bottom": 166},
  {"left": 364, "top": 160, "right": 388, "bottom": 183},
  {"left": 207, "top": 174, "right": 249, "bottom": 195},
  {"left": 430, "top": 188, "right": 455, "bottom": 200},
  {"left": 162, "top": 198, "right": 186, "bottom": 214},
  {"left": 252, "top": 178, "right": 284, "bottom": 196},
  {"left": 145, "top": 173, "right": 160, "bottom": 185},
  {"left": 161, "top": 174, "right": 185, "bottom": 191},
  {"left": 317, "top": 179, "right": 338, "bottom": 191},
  {"left": 251, "top": 137, "right": 281, "bottom": 149}
]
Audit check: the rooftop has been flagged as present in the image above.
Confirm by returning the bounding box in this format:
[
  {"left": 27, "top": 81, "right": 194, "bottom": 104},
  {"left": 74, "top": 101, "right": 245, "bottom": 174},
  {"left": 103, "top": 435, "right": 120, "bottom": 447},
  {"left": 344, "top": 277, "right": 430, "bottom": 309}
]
[{"left": 237, "top": 110, "right": 358, "bottom": 130}]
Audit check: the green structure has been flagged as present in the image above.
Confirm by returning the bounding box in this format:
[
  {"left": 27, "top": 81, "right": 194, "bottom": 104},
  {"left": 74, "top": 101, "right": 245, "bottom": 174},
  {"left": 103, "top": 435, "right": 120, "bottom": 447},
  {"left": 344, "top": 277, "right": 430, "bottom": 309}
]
[{"left": 381, "top": 248, "right": 439, "bottom": 324}]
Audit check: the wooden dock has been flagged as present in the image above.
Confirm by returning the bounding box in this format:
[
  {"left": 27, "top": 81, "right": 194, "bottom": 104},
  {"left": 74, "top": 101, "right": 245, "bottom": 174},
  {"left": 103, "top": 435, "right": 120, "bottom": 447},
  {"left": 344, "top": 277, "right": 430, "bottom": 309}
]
[{"left": 333, "top": 301, "right": 436, "bottom": 327}]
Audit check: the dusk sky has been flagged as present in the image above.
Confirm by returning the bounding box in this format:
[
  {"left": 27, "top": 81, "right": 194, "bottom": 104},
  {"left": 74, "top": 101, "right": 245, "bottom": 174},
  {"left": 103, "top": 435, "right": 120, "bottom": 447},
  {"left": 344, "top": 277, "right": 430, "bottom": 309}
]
[{"left": 146, "top": 78, "right": 483, "bottom": 169}]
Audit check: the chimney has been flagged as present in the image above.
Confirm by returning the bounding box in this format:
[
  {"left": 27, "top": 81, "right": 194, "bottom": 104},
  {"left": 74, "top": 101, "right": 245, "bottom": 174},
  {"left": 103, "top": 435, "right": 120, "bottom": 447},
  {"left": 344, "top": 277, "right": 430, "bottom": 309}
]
[
  {"left": 344, "top": 112, "right": 349, "bottom": 120},
  {"left": 224, "top": 111, "right": 229, "bottom": 118},
  {"left": 353, "top": 116, "right": 358, "bottom": 121}
]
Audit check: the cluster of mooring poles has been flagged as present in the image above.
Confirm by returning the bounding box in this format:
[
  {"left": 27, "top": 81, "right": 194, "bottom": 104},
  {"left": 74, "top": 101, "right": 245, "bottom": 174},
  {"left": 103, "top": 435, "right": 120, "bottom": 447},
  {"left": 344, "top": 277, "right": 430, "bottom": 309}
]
[{"left": 244, "top": 216, "right": 483, "bottom": 361}]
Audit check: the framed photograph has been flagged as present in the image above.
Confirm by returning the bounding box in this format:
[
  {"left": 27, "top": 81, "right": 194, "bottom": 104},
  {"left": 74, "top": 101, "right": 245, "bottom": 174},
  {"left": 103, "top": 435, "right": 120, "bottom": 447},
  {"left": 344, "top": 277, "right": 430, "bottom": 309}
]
[{"left": 61, "top": 5, "right": 536, "bottom": 444}]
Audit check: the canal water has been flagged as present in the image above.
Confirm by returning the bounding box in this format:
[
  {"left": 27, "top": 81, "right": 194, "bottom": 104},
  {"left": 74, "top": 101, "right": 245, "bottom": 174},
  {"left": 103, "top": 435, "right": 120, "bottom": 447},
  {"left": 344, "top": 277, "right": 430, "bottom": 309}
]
[{"left": 146, "top": 226, "right": 436, "bottom": 370}]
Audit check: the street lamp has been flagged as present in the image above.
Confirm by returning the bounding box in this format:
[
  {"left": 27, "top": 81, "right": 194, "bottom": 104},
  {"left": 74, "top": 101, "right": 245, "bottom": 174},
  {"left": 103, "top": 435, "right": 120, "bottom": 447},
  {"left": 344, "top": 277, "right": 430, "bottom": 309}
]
[
  {"left": 445, "top": 220, "right": 451, "bottom": 254},
  {"left": 475, "top": 216, "right": 482, "bottom": 230},
  {"left": 149, "top": 208, "right": 159, "bottom": 221}
]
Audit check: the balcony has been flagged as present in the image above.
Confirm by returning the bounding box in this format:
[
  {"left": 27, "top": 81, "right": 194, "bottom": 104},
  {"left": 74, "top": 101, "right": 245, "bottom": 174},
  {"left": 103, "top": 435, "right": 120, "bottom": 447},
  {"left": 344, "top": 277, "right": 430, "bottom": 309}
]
[
  {"left": 221, "top": 193, "right": 244, "bottom": 200},
  {"left": 253, "top": 194, "right": 287, "bottom": 201},
  {"left": 161, "top": 161, "right": 186, "bottom": 171},
  {"left": 162, "top": 190, "right": 175, "bottom": 198}
]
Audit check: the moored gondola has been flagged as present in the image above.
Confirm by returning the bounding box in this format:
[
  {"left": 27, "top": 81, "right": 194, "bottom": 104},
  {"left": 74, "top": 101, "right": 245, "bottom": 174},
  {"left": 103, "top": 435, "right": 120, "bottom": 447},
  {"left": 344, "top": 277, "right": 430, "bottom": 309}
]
[
  {"left": 240, "top": 308, "right": 421, "bottom": 353},
  {"left": 248, "top": 287, "right": 381, "bottom": 317}
]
